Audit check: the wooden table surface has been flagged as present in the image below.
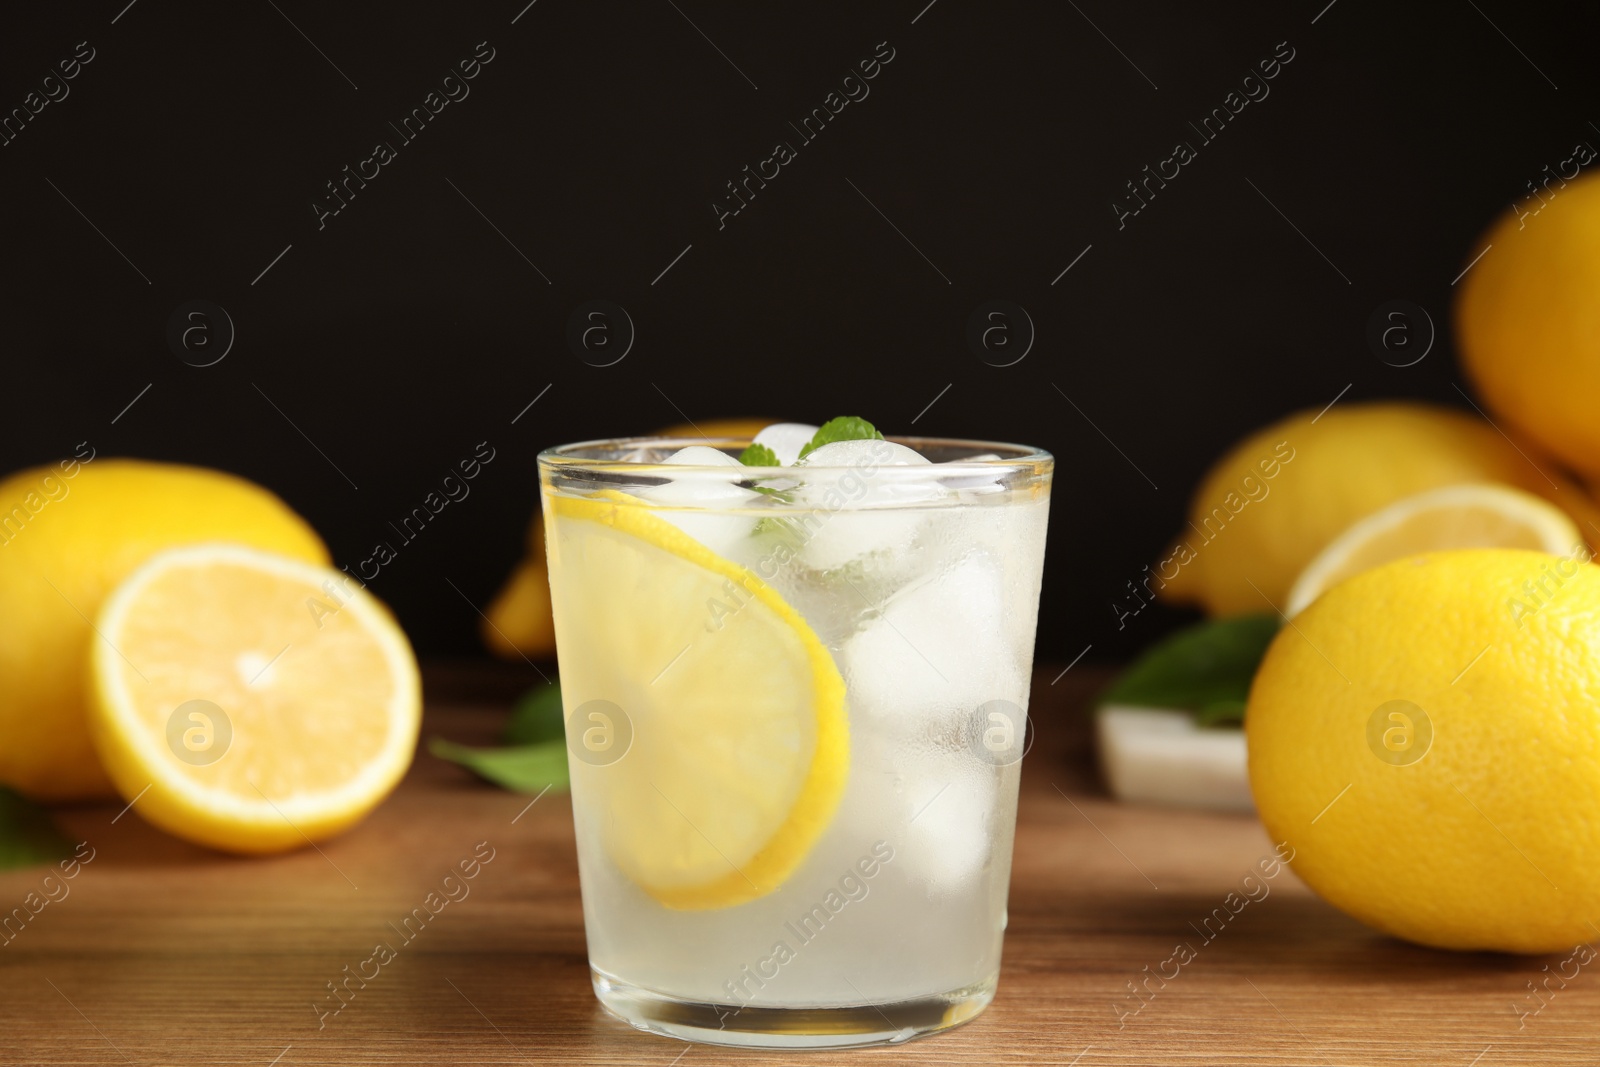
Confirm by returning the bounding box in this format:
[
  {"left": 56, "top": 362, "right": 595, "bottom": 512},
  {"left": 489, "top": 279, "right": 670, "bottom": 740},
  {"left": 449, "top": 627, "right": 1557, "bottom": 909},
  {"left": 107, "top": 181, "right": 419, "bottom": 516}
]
[{"left": 2, "top": 663, "right": 1593, "bottom": 1066}]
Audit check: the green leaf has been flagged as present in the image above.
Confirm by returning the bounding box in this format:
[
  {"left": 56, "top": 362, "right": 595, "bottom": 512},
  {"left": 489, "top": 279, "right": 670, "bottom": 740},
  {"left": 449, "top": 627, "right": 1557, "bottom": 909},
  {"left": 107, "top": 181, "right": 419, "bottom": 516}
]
[
  {"left": 429, "top": 738, "right": 570, "bottom": 795},
  {"left": 1193, "top": 699, "right": 1249, "bottom": 728},
  {"left": 503, "top": 682, "right": 565, "bottom": 746},
  {"left": 796, "top": 416, "right": 884, "bottom": 461},
  {"left": 1099, "top": 614, "right": 1280, "bottom": 721},
  {"left": 737, "top": 443, "right": 794, "bottom": 502},
  {"left": 434, "top": 681, "right": 572, "bottom": 794},
  {"left": 0, "top": 787, "right": 75, "bottom": 870},
  {"left": 738, "top": 443, "right": 780, "bottom": 467}
]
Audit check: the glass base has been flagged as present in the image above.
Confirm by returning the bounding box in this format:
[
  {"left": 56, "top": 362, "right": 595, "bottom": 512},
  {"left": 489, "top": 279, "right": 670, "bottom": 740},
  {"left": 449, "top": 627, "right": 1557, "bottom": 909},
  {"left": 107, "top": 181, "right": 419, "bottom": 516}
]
[{"left": 591, "top": 967, "right": 996, "bottom": 1049}]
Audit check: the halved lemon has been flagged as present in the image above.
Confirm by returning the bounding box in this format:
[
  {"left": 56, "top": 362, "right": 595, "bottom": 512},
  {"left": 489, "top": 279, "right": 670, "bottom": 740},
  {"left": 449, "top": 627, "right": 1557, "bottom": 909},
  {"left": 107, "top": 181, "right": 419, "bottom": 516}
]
[
  {"left": 88, "top": 544, "right": 421, "bottom": 853},
  {"left": 545, "top": 492, "right": 848, "bottom": 910},
  {"left": 1285, "top": 483, "right": 1583, "bottom": 617}
]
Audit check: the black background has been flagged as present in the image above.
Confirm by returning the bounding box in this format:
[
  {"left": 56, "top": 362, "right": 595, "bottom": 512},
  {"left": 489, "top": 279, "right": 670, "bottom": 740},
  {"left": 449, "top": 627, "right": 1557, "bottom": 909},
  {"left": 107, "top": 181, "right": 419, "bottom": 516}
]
[{"left": 1, "top": 0, "right": 1593, "bottom": 662}]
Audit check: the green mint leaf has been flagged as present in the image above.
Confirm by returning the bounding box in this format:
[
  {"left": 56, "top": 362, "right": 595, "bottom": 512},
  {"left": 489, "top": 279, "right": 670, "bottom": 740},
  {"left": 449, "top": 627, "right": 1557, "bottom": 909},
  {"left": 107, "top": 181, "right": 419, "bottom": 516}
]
[
  {"left": 0, "top": 787, "right": 76, "bottom": 870},
  {"left": 797, "top": 416, "right": 884, "bottom": 461},
  {"left": 1099, "top": 614, "right": 1280, "bottom": 720},
  {"left": 738, "top": 444, "right": 794, "bottom": 502},
  {"left": 739, "top": 443, "right": 780, "bottom": 467},
  {"left": 429, "top": 738, "right": 570, "bottom": 795},
  {"left": 503, "top": 682, "right": 565, "bottom": 746},
  {"left": 1193, "top": 699, "right": 1249, "bottom": 728}
]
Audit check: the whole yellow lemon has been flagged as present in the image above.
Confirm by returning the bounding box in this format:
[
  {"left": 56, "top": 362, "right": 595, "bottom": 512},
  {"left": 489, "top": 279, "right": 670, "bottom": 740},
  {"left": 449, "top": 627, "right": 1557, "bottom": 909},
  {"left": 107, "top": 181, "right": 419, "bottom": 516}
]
[
  {"left": 1156, "top": 402, "right": 1599, "bottom": 616},
  {"left": 0, "top": 458, "right": 327, "bottom": 800},
  {"left": 481, "top": 507, "right": 556, "bottom": 660},
  {"left": 1247, "top": 548, "right": 1600, "bottom": 953},
  {"left": 1458, "top": 170, "right": 1600, "bottom": 478}
]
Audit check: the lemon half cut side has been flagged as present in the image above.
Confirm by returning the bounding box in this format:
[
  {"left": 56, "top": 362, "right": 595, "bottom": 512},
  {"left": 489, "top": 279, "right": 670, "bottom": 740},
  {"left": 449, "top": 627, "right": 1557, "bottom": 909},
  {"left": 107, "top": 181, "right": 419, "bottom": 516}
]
[
  {"left": 88, "top": 543, "right": 421, "bottom": 853},
  {"left": 1285, "top": 483, "right": 1581, "bottom": 616}
]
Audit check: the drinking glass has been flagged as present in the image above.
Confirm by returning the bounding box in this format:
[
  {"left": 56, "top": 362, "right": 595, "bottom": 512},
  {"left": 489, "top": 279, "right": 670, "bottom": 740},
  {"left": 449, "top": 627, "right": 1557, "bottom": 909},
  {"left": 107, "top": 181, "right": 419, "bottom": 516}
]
[{"left": 539, "top": 435, "right": 1052, "bottom": 1048}]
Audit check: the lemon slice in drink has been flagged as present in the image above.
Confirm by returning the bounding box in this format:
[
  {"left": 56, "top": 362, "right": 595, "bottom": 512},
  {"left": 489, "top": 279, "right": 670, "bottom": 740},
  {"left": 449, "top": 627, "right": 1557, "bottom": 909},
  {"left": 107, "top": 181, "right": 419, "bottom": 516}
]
[
  {"left": 88, "top": 544, "right": 421, "bottom": 853},
  {"left": 546, "top": 492, "right": 849, "bottom": 910},
  {"left": 1285, "top": 483, "right": 1582, "bottom": 617}
]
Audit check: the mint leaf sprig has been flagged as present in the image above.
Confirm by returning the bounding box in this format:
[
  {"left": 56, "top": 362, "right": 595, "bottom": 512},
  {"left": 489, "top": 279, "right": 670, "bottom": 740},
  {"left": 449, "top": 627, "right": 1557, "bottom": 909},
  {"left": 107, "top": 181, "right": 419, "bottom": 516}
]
[
  {"left": 430, "top": 682, "right": 570, "bottom": 795},
  {"left": 1097, "top": 615, "right": 1280, "bottom": 727},
  {"left": 735, "top": 443, "right": 791, "bottom": 499},
  {"left": 796, "top": 417, "right": 884, "bottom": 461},
  {"left": 738, "top": 443, "right": 780, "bottom": 467},
  {"left": 736, "top": 416, "right": 885, "bottom": 502},
  {"left": 735, "top": 417, "right": 886, "bottom": 468}
]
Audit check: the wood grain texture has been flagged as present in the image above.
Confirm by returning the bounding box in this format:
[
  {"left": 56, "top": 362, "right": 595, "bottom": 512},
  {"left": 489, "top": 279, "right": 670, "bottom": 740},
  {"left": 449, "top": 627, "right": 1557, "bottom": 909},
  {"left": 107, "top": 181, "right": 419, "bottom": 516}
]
[{"left": 0, "top": 664, "right": 1590, "bottom": 1065}]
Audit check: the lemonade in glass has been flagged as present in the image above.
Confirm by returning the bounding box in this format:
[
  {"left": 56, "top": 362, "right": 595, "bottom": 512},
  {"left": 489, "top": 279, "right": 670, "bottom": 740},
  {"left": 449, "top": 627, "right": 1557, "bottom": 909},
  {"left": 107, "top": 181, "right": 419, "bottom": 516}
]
[{"left": 539, "top": 420, "right": 1051, "bottom": 1048}]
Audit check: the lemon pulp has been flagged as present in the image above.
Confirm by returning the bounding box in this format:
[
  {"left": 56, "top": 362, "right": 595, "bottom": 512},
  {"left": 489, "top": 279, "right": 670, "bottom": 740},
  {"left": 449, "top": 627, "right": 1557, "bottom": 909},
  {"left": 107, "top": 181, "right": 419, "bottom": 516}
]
[
  {"left": 89, "top": 544, "right": 420, "bottom": 853},
  {"left": 545, "top": 492, "right": 849, "bottom": 910}
]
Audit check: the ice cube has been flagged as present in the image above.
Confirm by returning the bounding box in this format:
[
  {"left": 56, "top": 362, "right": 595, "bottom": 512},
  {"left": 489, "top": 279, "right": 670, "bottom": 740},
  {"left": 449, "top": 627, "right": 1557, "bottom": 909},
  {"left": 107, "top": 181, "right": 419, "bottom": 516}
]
[
  {"left": 801, "top": 438, "right": 927, "bottom": 472},
  {"left": 638, "top": 445, "right": 762, "bottom": 557},
  {"left": 790, "top": 440, "right": 948, "bottom": 572},
  {"left": 663, "top": 444, "right": 739, "bottom": 467},
  {"left": 839, "top": 548, "right": 1023, "bottom": 729},
  {"left": 841, "top": 728, "right": 1000, "bottom": 894},
  {"left": 901, "top": 756, "right": 999, "bottom": 890},
  {"left": 752, "top": 422, "right": 818, "bottom": 466}
]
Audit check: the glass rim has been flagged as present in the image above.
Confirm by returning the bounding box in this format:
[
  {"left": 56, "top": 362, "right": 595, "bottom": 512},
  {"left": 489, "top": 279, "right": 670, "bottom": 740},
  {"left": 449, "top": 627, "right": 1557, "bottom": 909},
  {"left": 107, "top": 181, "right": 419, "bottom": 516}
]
[{"left": 536, "top": 434, "right": 1054, "bottom": 476}]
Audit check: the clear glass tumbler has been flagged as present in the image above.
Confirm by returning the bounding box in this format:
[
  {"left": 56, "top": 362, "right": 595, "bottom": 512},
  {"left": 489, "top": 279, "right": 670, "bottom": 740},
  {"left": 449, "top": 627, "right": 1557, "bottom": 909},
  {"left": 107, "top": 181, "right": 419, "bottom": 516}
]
[{"left": 539, "top": 435, "right": 1052, "bottom": 1048}]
